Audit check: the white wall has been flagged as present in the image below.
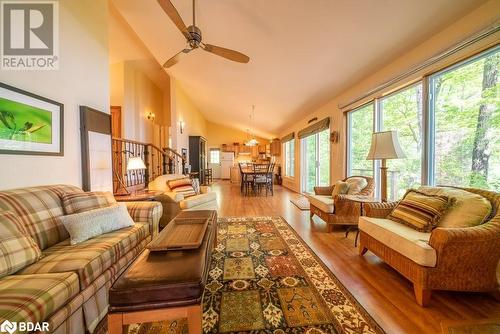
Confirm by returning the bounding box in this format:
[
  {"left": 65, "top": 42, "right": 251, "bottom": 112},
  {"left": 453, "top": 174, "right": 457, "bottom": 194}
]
[{"left": 0, "top": 0, "right": 109, "bottom": 190}]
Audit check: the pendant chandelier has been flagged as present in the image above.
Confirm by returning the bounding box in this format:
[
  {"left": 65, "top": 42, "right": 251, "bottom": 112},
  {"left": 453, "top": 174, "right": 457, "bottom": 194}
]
[{"left": 245, "top": 105, "right": 259, "bottom": 146}]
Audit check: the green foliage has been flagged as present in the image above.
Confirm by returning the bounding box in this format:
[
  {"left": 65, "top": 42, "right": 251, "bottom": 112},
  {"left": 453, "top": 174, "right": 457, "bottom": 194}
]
[{"left": 349, "top": 49, "right": 500, "bottom": 195}]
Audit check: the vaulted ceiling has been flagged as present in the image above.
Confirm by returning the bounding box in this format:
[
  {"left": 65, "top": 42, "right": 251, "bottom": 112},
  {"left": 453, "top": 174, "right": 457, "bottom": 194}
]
[{"left": 111, "top": 0, "right": 486, "bottom": 138}]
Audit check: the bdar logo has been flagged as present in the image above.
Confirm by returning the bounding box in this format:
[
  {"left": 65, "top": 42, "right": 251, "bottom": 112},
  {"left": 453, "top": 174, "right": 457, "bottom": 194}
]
[{"left": 0, "top": 320, "right": 17, "bottom": 334}]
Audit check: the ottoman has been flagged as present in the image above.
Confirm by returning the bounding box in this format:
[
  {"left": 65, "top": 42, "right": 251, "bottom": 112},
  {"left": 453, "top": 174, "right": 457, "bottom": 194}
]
[{"left": 108, "top": 210, "right": 217, "bottom": 334}]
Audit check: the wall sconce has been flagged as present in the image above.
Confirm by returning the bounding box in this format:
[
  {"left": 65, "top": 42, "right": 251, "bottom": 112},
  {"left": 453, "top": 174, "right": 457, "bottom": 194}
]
[
  {"left": 180, "top": 121, "right": 185, "bottom": 134},
  {"left": 330, "top": 131, "right": 339, "bottom": 143},
  {"left": 147, "top": 112, "right": 155, "bottom": 121}
]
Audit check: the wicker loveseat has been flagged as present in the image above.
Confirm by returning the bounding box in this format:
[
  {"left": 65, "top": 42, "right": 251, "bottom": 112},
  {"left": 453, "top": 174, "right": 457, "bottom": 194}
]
[
  {"left": 308, "top": 176, "right": 375, "bottom": 232},
  {"left": 358, "top": 186, "right": 500, "bottom": 306}
]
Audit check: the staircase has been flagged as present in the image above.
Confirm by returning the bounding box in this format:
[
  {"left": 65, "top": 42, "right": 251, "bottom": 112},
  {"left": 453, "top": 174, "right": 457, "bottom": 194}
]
[{"left": 112, "top": 137, "right": 186, "bottom": 194}]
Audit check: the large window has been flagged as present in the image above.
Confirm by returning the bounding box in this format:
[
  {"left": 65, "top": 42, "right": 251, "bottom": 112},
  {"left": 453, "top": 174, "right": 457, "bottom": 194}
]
[
  {"left": 347, "top": 103, "right": 374, "bottom": 177},
  {"left": 346, "top": 46, "right": 500, "bottom": 198},
  {"left": 430, "top": 48, "right": 499, "bottom": 191},
  {"left": 284, "top": 140, "right": 295, "bottom": 177},
  {"left": 302, "top": 129, "right": 330, "bottom": 193},
  {"left": 380, "top": 84, "right": 423, "bottom": 200}
]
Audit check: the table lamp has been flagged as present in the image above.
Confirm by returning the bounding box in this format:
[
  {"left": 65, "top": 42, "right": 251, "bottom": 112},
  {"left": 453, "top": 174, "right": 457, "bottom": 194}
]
[
  {"left": 115, "top": 156, "right": 147, "bottom": 195},
  {"left": 366, "top": 131, "right": 406, "bottom": 202}
]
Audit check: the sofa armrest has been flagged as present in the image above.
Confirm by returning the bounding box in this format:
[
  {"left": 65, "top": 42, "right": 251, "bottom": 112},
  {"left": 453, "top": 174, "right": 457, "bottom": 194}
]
[
  {"left": 427, "top": 219, "right": 500, "bottom": 290},
  {"left": 363, "top": 202, "right": 398, "bottom": 218},
  {"left": 180, "top": 192, "right": 217, "bottom": 210},
  {"left": 314, "top": 186, "right": 333, "bottom": 196},
  {"left": 123, "top": 201, "right": 162, "bottom": 237},
  {"left": 200, "top": 186, "right": 211, "bottom": 194}
]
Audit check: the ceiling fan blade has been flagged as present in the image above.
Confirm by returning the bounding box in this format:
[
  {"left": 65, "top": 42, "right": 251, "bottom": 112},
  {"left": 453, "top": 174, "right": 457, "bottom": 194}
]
[
  {"left": 163, "top": 48, "right": 192, "bottom": 68},
  {"left": 201, "top": 44, "right": 250, "bottom": 63},
  {"left": 157, "top": 0, "right": 191, "bottom": 40}
]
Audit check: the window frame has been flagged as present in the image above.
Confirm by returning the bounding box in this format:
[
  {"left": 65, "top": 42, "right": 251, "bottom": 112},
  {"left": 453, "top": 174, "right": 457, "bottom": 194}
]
[
  {"left": 345, "top": 45, "right": 499, "bottom": 198},
  {"left": 283, "top": 139, "right": 295, "bottom": 178},
  {"left": 209, "top": 148, "right": 220, "bottom": 164}
]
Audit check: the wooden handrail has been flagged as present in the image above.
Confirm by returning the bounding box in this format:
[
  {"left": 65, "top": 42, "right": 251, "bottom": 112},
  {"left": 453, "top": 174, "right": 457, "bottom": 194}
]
[{"left": 111, "top": 137, "right": 186, "bottom": 194}]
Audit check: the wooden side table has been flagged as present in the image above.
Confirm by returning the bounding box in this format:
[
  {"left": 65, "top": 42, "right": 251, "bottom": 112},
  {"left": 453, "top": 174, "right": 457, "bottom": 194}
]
[
  {"left": 114, "top": 190, "right": 162, "bottom": 202},
  {"left": 343, "top": 195, "right": 379, "bottom": 247}
]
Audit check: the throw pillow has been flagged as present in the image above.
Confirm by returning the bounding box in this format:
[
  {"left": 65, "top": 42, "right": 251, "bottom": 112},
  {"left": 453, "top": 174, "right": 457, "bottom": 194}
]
[
  {"left": 60, "top": 204, "right": 135, "bottom": 245},
  {"left": 418, "top": 186, "right": 492, "bottom": 228},
  {"left": 332, "top": 181, "right": 350, "bottom": 196},
  {"left": 192, "top": 178, "right": 201, "bottom": 195},
  {"left": 167, "top": 177, "right": 196, "bottom": 198},
  {"left": 388, "top": 189, "right": 451, "bottom": 232},
  {"left": 62, "top": 191, "right": 116, "bottom": 215},
  {"left": 346, "top": 177, "right": 368, "bottom": 195},
  {"left": 0, "top": 211, "right": 42, "bottom": 278}
]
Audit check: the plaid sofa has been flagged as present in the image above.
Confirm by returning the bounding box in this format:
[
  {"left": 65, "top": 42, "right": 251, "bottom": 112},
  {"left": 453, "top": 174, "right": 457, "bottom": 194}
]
[{"left": 0, "top": 185, "right": 162, "bottom": 334}]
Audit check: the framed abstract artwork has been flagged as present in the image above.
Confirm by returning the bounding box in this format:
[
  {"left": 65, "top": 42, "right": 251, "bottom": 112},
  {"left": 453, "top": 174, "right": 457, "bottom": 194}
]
[{"left": 0, "top": 82, "right": 64, "bottom": 156}]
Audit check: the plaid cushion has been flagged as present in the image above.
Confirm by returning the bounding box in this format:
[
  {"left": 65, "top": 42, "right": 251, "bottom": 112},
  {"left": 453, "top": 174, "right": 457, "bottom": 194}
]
[
  {"left": 192, "top": 178, "right": 201, "bottom": 195},
  {"left": 167, "top": 177, "right": 196, "bottom": 197},
  {"left": 124, "top": 201, "right": 162, "bottom": 236},
  {"left": 0, "top": 272, "right": 79, "bottom": 330},
  {"left": 0, "top": 185, "right": 83, "bottom": 250},
  {"left": 389, "top": 189, "right": 451, "bottom": 232},
  {"left": 0, "top": 211, "right": 42, "bottom": 278},
  {"left": 61, "top": 191, "right": 116, "bottom": 215},
  {"left": 17, "top": 223, "right": 148, "bottom": 289}
]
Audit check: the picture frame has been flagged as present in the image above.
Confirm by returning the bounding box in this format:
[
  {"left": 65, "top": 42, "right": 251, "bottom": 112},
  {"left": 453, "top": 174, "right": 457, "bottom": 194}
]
[{"left": 0, "top": 82, "right": 64, "bottom": 156}]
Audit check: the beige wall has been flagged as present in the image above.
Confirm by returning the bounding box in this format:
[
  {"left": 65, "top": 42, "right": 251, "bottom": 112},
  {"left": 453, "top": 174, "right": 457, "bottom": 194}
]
[
  {"left": 0, "top": 0, "right": 109, "bottom": 190},
  {"left": 170, "top": 80, "right": 207, "bottom": 169},
  {"left": 206, "top": 121, "right": 270, "bottom": 149},
  {"left": 280, "top": 0, "right": 500, "bottom": 193},
  {"left": 109, "top": 5, "right": 170, "bottom": 148}
]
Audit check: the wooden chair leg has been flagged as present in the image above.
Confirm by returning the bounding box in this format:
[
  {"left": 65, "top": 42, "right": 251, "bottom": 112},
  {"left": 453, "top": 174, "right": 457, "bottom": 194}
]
[
  {"left": 414, "top": 284, "right": 431, "bottom": 307},
  {"left": 187, "top": 305, "right": 202, "bottom": 334},
  {"left": 358, "top": 246, "right": 368, "bottom": 255},
  {"left": 108, "top": 313, "right": 123, "bottom": 334}
]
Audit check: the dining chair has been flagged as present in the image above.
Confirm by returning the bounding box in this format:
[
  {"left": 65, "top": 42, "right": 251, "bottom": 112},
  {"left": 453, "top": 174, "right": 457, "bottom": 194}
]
[
  {"left": 253, "top": 163, "right": 270, "bottom": 196},
  {"left": 238, "top": 163, "right": 252, "bottom": 195}
]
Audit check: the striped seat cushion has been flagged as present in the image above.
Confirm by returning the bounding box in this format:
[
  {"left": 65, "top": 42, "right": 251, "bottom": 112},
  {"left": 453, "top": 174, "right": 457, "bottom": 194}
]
[
  {"left": 167, "top": 177, "right": 196, "bottom": 198},
  {"left": 389, "top": 189, "right": 451, "bottom": 232},
  {"left": 0, "top": 272, "right": 79, "bottom": 330},
  {"left": 61, "top": 191, "right": 116, "bottom": 215},
  {"left": 0, "top": 185, "right": 83, "bottom": 250},
  {"left": 0, "top": 211, "right": 42, "bottom": 278},
  {"left": 17, "top": 223, "right": 148, "bottom": 289}
]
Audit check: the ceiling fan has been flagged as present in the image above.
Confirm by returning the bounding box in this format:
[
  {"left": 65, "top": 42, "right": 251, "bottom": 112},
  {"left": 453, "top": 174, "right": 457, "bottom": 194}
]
[{"left": 158, "top": 0, "right": 250, "bottom": 68}]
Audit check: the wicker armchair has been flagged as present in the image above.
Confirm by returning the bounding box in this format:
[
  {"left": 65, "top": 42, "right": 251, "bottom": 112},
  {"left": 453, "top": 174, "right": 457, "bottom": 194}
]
[
  {"left": 359, "top": 187, "right": 500, "bottom": 307},
  {"left": 309, "top": 176, "right": 375, "bottom": 232}
]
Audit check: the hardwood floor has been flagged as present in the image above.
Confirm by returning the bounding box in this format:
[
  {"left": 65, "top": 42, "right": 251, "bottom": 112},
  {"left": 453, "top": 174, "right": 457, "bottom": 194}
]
[{"left": 212, "top": 180, "right": 500, "bottom": 334}]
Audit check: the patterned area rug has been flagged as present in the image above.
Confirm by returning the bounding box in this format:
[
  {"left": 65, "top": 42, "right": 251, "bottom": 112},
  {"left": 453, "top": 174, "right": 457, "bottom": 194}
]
[
  {"left": 114, "top": 216, "right": 384, "bottom": 334},
  {"left": 290, "top": 196, "right": 310, "bottom": 210},
  {"left": 202, "top": 216, "right": 384, "bottom": 333}
]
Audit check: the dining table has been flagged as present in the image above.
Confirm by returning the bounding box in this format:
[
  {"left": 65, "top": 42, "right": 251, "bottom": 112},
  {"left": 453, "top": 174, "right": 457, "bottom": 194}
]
[{"left": 239, "top": 165, "right": 274, "bottom": 196}]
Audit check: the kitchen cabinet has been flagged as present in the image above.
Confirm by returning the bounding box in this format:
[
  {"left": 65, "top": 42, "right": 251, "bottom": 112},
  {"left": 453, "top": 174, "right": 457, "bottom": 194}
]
[
  {"left": 230, "top": 166, "right": 240, "bottom": 184},
  {"left": 270, "top": 139, "right": 281, "bottom": 156}
]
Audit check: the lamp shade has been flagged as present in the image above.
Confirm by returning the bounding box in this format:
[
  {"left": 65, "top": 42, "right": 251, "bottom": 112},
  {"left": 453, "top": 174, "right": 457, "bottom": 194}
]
[
  {"left": 126, "top": 156, "right": 146, "bottom": 171},
  {"left": 366, "top": 131, "right": 406, "bottom": 160}
]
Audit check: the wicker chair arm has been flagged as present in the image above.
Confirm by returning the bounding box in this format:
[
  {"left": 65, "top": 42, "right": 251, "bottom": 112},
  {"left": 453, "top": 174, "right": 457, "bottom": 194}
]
[
  {"left": 333, "top": 195, "right": 362, "bottom": 217},
  {"left": 427, "top": 218, "right": 500, "bottom": 290},
  {"left": 314, "top": 186, "right": 333, "bottom": 196},
  {"left": 363, "top": 202, "right": 398, "bottom": 218}
]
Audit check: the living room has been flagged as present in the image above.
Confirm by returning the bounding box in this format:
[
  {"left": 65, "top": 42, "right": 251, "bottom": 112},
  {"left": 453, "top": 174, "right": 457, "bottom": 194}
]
[{"left": 0, "top": 0, "right": 499, "bottom": 333}]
